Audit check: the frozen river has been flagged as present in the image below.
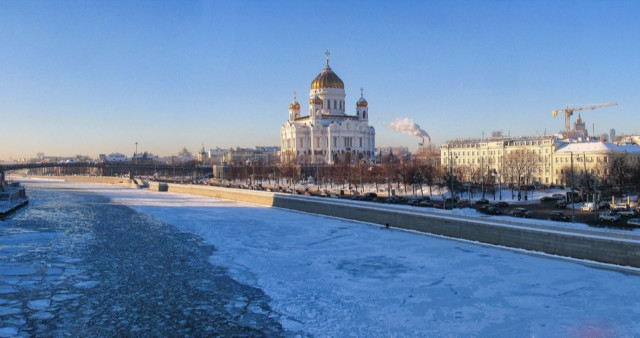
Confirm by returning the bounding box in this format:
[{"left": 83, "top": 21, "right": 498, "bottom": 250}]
[{"left": 2, "top": 179, "right": 640, "bottom": 337}]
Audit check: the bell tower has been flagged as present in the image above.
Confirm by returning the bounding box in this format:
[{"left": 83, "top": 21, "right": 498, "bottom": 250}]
[
  {"left": 289, "top": 92, "right": 300, "bottom": 121},
  {"left": 356, "top": 87, "right": 368, "bottom": 121}
]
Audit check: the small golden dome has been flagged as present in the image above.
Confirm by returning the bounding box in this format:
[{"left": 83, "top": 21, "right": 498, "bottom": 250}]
[
  {"left": 356, "top": 87, "right": 368, "bottom": 107},
  {"left": 310, "top": 94, "right": 322, "bottom": 105},
  {"left": 289, "top": 92, "right": 300, "bottom": 110}
]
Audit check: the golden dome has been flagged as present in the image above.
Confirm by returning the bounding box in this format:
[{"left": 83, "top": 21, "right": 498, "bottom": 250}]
[
  {"left": 356, "top": 88, "right": 368, "bottom": 107},
  {"left": 357, "top": 97, "right": 368, "bottom": 107},
  {"left": 310, "top": 93, "right": 322, "bottom": 105},
  {"left": 311, "top": 65, "right": 344, "bottom": 89},
  {"left": 289, "top": 92, "right": 300, "bottom": 110}
]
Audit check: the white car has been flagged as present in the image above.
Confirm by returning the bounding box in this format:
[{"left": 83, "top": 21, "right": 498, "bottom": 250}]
[
  {"left": 617, "top": 209, "right": 637, "bottom": 217},
  {"left": 599, "top": 212, "right": 620, "bottom": 222},
  {"left": 627, "top": 218, "right": 640, "bottom": 227},
  {"left": 581, "top": 203, "right": 594, "bottom": 212}
]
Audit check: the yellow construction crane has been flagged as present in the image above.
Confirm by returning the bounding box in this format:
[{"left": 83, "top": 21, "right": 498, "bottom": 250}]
[{"left": 552, "top": 102, "right": 618, "bottom": 138}]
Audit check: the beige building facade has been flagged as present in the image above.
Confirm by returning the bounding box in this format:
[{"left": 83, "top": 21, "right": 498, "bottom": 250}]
[
  {"left": 441, "top": 137, "right": 640, "bottom": 186},
  {"left": 553, "top": 142, "right": 640, "bottom": 185}
]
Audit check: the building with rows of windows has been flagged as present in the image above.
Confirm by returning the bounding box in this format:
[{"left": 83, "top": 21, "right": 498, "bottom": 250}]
[
  {"left": 441, "top": 136, "right": 640, "bottom": 186},
  {"left": 280, "top": 52, "right": 375, "bottom": 164}
]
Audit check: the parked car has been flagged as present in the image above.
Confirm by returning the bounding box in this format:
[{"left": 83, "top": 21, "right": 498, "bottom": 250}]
[
  {"left": 479, "top": 205, "right": 502, "bottom": 215},
  {"left": 475, "top": 199, "right": 490, "bottom": 205},
  {"left": 599, "top": 212, "right": 621, "bottom": 222},
  {"left": 626, "top": 218, "right": 640, "bottom": 227},
  {"left": 494, "top": 201, "right": 509, "bottom": 208},
  {"left": 419, "top": 200, "right": 434, "bottom": 208},
  {"left": 361, "top": 192, "right": 377, "bottom": 201},
  {"left": 540, "top": 196, "right": 557, "bottom": 202},
  {"left": 555, "top": 201, "right": 567, "bottom": 209},
  {"left": 549, "top": 211, "right": 570, "bottom": 222},
  {"left": 598, "top": 202, "right": 610, "bottom": 210},
  {"left": 511, "top": 208, "right": 532, "bottom": 218},
  {"left": 433, "top": 202, "right": 453, "bottom": 210},
  {"left": 456, "top": 200, "right": 470, "bottom": 208},
  {"left": 581, "top": 203, "right": 594, "bottom": 212},
  {"left": 387, "top": 196, "right": 408, "bottom": 204},
  {"left": 618, "top": 209, "right": 637, "bottom": 217}
]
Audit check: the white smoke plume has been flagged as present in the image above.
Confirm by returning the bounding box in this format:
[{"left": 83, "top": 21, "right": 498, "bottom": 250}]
[{"left": 385, "top": 117, "right": 430, "bottom": 142}]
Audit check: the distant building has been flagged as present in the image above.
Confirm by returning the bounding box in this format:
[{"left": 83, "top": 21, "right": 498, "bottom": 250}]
[
  {"left": 223, "top": 147, "right": 278, "bottom": 165},
  {"left": 280, "top": 51, "right": 375, "bottom": 164},
  {"left": 441, "top": 136, "right": 640, "bottom": 186},
  {"left": 554, "top": 142, "right": 640, "bottom": 185},
  {"left": 100, "top": 153, "right": 130, "bottom": 162},
  {"left": 610, "top": 129, "right": 616, "bottom": 144},
  {"left": 619, "top": 134, "right": 640, "bottom": 145},
  {"left": 208, "top": 148, "right": 227, "bottom": 165},
  {"left": 376, "top": 147, "right": 411, "bottom": 159},
  {"left": 197, "top": 145, "right": 208, "bottom": 162},
  {"left": 571, "top": 113, "right": 588, "bottom": 139},
  {"left": 441, "top": 136, "right": 559, "bottom": 185}
]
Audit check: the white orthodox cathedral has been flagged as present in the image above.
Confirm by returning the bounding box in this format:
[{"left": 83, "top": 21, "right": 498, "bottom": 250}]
[{"left": 280, "top": 52, "right": 376, "bottom": 164}]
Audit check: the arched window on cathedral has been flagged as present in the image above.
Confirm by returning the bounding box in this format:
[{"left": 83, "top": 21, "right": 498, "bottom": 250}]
[
  {"left": 334, "top": 100, "right": 337, "bottom": 109},
  {"left": 363, "top": 112, "right": 366, "bottom": 119}
]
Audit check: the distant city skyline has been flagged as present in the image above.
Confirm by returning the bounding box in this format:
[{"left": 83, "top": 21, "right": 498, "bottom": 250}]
[{"left": 2, "top": 1, "right": 639, "bottom": 161}]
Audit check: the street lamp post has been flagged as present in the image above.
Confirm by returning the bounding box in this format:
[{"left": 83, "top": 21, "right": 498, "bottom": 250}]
[
  {"left": 571, "top": 151, "right": 575, "bottom": 222},
  {"left": 449, "top": 148, "right": 453, "bottom": 201},
  {"left": 387, "top": 150, "right": 392, "bottom": 201},
  {"left": 491, "top": 169, "right": 497, "bottom": 200},
  {"left": 448, "top": 147, "right": 457, "bottom": 204}
]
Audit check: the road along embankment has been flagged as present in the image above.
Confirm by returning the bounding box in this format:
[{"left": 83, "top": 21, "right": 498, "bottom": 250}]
[{"left": 36, "top": 176, "right": 640, "bottom": 269}]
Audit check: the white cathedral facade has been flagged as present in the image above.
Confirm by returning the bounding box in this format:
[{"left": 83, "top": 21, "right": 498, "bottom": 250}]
[{"left": 280, "top": 52, "right": 376, "bottom": 164}]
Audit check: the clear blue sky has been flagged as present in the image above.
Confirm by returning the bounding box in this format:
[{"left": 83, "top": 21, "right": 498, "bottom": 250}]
[{"left": 2, "top": 0, "right": 639, "bottom": 161}]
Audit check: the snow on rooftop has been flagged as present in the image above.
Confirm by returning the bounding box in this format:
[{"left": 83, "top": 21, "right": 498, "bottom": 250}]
[{"left": 555, "top": 141, "right": 640, "bottom": 154}]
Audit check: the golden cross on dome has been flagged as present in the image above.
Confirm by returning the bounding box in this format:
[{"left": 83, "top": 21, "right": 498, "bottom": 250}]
[
  {"left": 293, "top": 91, "right": 296, "bottom": 100},
  {"left": 360, "top": 87, "right": 364, "bottom": 97},
  {"left": 325, "top": 50, "right": 330, "bottom": 66}
]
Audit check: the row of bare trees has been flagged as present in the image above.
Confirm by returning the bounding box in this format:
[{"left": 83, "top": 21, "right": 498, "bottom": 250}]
[
  {"left": 216, "top": 149, "right": 640, "bottom": 199},
  {"left": 560, "top": 154, "right": 640, "bottom": 197}
]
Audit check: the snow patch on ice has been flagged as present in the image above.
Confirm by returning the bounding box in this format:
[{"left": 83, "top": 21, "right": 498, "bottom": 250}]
[
  {"left": 52, "top": 293, "right": 83, "bottom": 302},
  {"left": 0, "top": 327, "right": 18, "bottom": 338},
  {"left": 0, "top": 307, "right": 21, "bottom": 316},
  {"left": 27, "top": 299, "right": 51, "bottom": 311},
  {"left": 0, "top": 286, "right": 17, "bottom": 294},
  {"left": 73, "top": 281, "right": 100, "bottom": 289}
]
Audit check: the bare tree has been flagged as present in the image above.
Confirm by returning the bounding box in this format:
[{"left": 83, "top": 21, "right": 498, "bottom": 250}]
[
  {"left": 608, "top": 154, "right": 631, "bottom": 190},
  {"left": 503, "top": 150, "right": 540, "bottom": 200}
]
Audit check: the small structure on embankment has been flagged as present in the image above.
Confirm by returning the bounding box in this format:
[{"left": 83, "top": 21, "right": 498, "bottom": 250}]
[{"left": 0, "top": 181, "right": 29, "bottom": 217}]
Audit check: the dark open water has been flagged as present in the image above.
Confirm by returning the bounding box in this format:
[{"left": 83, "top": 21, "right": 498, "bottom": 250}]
[{"left": 0, "top": 182, "right": 288, "bottom": 337}]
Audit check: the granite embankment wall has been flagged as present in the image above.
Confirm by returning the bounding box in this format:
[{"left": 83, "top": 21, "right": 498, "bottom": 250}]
[{"left": 48, "top": 176, "right": 640, "bottom": 269}]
